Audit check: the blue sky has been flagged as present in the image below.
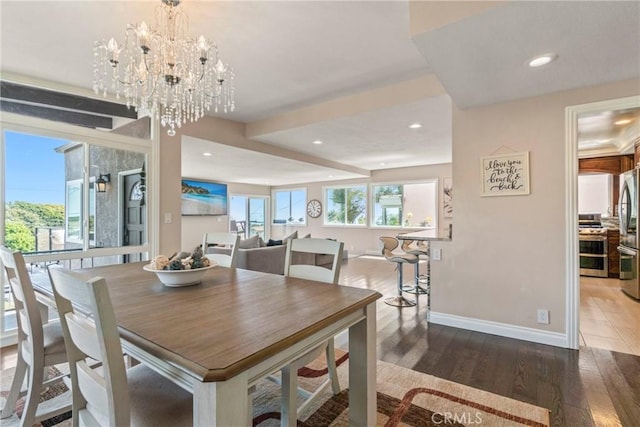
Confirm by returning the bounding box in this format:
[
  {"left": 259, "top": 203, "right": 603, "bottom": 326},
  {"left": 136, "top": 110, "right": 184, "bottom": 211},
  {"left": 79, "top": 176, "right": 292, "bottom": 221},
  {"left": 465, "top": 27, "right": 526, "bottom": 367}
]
[{"left": 4, "top": 131, "right": 66, "bottom": 205}]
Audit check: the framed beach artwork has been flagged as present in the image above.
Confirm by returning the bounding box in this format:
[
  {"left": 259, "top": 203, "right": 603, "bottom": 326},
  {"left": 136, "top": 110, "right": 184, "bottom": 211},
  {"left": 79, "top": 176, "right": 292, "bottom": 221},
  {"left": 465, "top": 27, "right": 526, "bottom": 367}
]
[
  {"left": 181, "top": 178, "right": 228, "bottom": 215},
  {"left": 443, "top": 177, "right": 453, "bottom": 218},
  {"left": 480, "top": 151, "right": 530, "bottom": 197}
]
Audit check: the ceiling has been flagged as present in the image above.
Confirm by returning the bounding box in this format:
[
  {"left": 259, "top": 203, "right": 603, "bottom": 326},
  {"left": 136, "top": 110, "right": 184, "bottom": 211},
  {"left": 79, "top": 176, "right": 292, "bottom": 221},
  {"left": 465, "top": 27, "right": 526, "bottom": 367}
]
[{"left": 1, "top": 1, "right": 639, "bottom": 185}]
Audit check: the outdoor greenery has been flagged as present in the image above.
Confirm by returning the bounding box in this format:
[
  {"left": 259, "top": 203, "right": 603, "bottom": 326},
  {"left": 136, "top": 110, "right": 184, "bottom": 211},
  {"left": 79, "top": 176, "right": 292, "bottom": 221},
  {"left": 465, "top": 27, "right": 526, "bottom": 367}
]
[
  {"left": 326, "top": 187, "right": 366, "bottom": 225},
  {"left": 4, "top": 201, "right": 64, "bottom": 252}
]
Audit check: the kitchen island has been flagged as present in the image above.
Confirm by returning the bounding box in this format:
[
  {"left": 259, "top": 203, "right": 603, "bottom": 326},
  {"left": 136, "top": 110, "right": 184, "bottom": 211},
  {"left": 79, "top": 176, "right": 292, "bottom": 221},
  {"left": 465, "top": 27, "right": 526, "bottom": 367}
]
[{"left": 396, "top": 229, "right": 451, "bottom": 321}]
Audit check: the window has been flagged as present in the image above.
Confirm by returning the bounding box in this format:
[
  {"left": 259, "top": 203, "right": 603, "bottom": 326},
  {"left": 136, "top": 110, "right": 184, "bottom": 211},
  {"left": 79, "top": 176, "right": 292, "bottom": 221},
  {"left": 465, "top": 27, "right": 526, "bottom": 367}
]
[
  {"left": 272, "top": 188, "right": 306, "bottom": 225},
  {"left": 324, "top": 185, "right": 367, "bottom": 226},
  {"left": 372, "top": 181, "right": 438, "bottom": 228},
  {"left": 1, "top": 95, "right": 153, "bottom": 343}
]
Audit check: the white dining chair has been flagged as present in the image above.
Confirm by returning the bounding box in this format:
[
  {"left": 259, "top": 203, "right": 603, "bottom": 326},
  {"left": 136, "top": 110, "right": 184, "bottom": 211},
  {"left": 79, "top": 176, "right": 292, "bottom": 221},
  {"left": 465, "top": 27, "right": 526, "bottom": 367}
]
[
  {"left": 202, "top": 232, "right": 240, "bottom": 268},
  {"left": 0, "top": 246, "right": 71, "bottom": 426},
  {"left": 279, "top": 238, "right": 344, "bottom": 425},
  {"left": 47, "top": 266, "right": 193, "bottom": 427}
]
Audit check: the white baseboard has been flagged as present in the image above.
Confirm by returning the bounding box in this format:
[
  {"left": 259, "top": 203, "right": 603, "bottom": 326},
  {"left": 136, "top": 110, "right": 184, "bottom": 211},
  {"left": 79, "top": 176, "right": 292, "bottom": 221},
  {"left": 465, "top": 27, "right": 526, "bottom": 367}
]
[
  {"left": 429, "top": 311, "right": 569, "bottom": 348},
  {"left": 364, "top": 249, "right": 379, "bottom": 256}
]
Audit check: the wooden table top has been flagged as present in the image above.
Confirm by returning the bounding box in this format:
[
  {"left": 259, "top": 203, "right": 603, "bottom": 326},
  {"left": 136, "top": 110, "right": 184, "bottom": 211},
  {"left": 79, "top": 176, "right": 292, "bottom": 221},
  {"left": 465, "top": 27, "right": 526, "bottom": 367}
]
[{"left": 66, "top": 262, "right": 381, "bottom": 383}]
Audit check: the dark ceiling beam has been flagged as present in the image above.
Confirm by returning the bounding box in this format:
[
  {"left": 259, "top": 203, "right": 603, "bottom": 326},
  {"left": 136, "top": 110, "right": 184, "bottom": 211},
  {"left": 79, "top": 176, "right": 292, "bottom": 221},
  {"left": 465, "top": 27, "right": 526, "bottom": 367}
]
[
  {"left": 0, "top": 81, "right": 137, "bottom": 119},
  {"left": 1, "top": 100, "right": 113, "bottom": 129}
]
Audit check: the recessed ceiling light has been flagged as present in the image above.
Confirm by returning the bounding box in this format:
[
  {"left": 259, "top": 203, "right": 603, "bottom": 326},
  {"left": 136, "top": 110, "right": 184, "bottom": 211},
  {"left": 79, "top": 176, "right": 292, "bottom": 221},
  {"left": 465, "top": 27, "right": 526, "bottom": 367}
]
[
  {"left": 203, "top": 152, "right": 212, "bottom": 157},
  {"left": 615, "top": 119, "right": 632, "bottom": 126},
  {"left": 528, "top": 53, "right": 558, "bottom": 67},
  {"left": 312, "top": 140, "right": 323, "bottom": 145},
  {"left": 328, "top": 174, "right": 333, "bottom": 178},
  {"left": 409, "top": 123, "right": 422, "bottom": 129},
  {"left": 380, "top": 162, "right": 386, "bottom": 166}
]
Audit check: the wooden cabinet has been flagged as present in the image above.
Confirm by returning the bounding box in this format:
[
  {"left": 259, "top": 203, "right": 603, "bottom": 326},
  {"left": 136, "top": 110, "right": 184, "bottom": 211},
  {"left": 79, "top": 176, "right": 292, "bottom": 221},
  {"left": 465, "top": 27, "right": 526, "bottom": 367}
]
[
  {"left": 579, "top": 155, "right": 634, "bottom": 174},
  {"left": 621, "top": 155, "right": 635, "bottom": 173},
  {"left": 608, "top": 228, "right": 620, "bottom": 278}
]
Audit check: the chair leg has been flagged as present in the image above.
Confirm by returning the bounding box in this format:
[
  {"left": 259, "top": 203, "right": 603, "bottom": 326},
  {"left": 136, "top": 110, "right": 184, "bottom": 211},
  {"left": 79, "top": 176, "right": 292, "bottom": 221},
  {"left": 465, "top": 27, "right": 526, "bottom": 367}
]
[
  {"left": 325, "top": 340, "right": 340, "bottom": 395},
  {"left": 20, "top": 362, "right": 44, "bottom": 427},
  {"left": 1, "top": 353, "right": 27, "bottom": 418},
  {"left": 401, "top": 261, "right": 428, "bottom": 295},
  {"left": 384, "top": 262, "right": 416, "bottom": 307},
  {"left": 281, "top": 365, "right": 298, "bottom": 427}
]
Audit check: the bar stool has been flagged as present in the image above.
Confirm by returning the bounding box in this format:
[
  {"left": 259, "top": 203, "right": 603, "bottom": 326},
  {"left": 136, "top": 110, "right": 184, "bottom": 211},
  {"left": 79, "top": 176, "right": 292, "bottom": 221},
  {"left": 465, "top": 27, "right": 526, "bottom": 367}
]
[
  {"left": 379, "top": 237, "right": 418, "bottom": 307},
  {"left": 400, "top": 239, "right": 429, "bottom": 295}
]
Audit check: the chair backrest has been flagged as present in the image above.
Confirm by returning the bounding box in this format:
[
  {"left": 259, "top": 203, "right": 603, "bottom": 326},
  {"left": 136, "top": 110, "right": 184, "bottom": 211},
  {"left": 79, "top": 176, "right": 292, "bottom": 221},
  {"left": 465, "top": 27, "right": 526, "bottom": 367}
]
[
  {"left": 0, "top": 246, "right": 44, "bottom": 367},
  {"left": 48, "top": 266, "right": 130, "bottom": 427},
  {"left": 284, "top": 238, "right": 344, "bottom": 284},
  {"left": 379, "top": 236, "right": 399, "bottom": 259},
  {"left": 400, "top": 238, "right": 429, "bottom": 255},
  {"left": 202, "top": 232, "right": 240, "bottom": 268}
]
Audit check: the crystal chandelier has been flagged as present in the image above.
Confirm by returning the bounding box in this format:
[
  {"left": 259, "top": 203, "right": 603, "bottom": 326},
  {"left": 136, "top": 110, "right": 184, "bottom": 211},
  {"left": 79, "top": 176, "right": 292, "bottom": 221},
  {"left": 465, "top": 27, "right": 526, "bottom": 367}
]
[{"left": 93, "top": 0, "right": 235, "bottom": 136}]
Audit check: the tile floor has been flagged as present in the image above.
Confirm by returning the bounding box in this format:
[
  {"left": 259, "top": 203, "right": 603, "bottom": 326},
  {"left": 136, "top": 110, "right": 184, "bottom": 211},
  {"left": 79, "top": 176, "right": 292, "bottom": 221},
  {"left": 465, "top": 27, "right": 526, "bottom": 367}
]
[{"left": 580, "top": 276, "right": 640, "bottom": 355}]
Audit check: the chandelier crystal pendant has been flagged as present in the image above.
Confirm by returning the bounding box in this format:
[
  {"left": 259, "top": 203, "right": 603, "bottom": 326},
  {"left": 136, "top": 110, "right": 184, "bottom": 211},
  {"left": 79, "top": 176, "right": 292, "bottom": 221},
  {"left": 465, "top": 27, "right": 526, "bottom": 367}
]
[{"left": 93, "top": 0, "right": 235, "bottom": 136}]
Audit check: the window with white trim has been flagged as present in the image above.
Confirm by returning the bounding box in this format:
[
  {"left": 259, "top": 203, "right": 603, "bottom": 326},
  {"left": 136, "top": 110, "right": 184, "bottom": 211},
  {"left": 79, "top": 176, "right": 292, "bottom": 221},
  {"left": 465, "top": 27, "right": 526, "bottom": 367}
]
[
  {"left": 371, "top": 181, "right": 438, "bottom": 228},
  {"left": 324, "top": 185, "right": 367, "bottom": 226},
  {"left": 272, "top": 188, "right": 306, "bottom": 225}
]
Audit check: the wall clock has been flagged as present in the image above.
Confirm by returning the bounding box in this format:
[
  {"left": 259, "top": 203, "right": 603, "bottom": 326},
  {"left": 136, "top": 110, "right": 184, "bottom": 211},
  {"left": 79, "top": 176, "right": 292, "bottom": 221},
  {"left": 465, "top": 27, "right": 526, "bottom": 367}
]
[{"left": 307, "top": 199, "right": 322, "bottom": 218}]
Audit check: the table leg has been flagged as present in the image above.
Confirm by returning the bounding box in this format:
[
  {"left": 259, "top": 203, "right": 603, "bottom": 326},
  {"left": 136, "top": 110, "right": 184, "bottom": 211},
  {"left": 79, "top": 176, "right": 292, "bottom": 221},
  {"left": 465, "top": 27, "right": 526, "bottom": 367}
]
[
  {"left": 193, "top": 371, "right": 249, "bottom": 427},
  {"left": 281, "top": 364, "right": 298, "bottom": 427},
  {"left": 349, "top": 303, "right": 377, "bottom": 426}
]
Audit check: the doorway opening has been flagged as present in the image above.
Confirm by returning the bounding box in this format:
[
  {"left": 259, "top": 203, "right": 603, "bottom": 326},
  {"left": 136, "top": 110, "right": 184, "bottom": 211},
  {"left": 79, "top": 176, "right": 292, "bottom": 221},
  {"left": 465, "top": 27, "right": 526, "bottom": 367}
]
[{"left": 569, "top": 96, "right": 640, "bottom": 354}]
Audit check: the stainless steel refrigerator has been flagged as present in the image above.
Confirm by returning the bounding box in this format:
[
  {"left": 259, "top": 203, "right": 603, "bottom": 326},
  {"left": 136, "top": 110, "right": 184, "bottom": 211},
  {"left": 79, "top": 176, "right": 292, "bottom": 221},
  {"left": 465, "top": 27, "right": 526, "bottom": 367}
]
[{"left": 618, "top": 169, "right": 640, "bottom": 299}]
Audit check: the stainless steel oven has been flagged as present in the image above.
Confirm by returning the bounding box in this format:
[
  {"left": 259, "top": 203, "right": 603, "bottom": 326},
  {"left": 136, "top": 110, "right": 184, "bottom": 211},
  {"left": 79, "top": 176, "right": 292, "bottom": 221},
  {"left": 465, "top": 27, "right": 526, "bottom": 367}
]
[{"left": 579, "top": 233, "right": 608, "bottom": 277}]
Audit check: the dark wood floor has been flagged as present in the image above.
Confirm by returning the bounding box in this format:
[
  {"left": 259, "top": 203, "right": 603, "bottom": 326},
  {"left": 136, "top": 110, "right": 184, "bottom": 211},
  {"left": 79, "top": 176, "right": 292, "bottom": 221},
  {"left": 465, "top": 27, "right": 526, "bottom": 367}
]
[
  {"left": 339, "top": 256, "right": 640, "bottom": 427},
  {"left": 2, "top": 256, "right": 638, "bottom": 426}
]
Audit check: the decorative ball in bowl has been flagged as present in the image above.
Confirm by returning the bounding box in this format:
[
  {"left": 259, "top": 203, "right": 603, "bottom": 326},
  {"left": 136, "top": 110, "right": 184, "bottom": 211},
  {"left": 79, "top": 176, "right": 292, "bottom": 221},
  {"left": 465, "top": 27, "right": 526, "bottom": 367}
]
[
  {"left": 143, "top": 247, "right": 216, "bottom": 287},
  {"left": 143, "top": 263, "right": 216, "bottom": 287}
]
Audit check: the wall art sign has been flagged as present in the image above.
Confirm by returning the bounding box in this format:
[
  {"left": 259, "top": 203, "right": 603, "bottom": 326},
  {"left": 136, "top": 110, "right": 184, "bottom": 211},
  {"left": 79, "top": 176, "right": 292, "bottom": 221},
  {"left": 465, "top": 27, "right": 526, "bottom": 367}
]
[{"left": 481, "top": 151, "right": 530, "bottom": 197}]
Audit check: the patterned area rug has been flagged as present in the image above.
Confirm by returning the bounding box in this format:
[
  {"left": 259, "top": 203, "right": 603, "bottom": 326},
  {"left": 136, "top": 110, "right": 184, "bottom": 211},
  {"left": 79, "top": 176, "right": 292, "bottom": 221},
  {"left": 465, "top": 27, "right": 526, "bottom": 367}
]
[
  {"left": 2, "top": 352, "right": 549, "bottom": 426},
  {"left": 0, "top": 366, "right": 71, "bottom": 427},
  {"left": 252, "top": 351, "right": 550, "bottom": 426}
]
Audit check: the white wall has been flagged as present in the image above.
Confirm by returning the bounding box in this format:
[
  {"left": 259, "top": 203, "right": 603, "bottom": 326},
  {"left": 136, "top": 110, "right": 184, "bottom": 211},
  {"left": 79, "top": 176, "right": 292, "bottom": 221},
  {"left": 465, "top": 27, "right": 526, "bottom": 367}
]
[
  {"left": 432, "top": 78, "right": 639, "bottom": 338},
  {"left": 181, "top": 182, "right": 270, "bottom": 250}
]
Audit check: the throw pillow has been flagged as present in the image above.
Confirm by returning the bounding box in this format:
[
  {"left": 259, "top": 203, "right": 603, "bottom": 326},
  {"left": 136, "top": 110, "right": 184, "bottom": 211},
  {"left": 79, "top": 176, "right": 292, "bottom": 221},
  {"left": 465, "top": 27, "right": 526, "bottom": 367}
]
[
  {"left": 238, "top": 235, "right": 260, "bottom": 249},
  {"left": 303, "top": 233, "right": 311, "bottom": 238},
  {"left": 259, "top": 237, "right": 266, "bottom": 247},
  {"left": 267, "top": 239, "right": 283, "bottom": 246}
]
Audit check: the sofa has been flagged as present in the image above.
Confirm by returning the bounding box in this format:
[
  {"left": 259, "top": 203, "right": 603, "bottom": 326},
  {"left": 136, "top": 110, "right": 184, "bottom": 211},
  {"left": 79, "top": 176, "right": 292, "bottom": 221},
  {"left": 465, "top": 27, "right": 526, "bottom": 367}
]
[{"left": 206, "top": 232, "right": 347, "bottom": 275}]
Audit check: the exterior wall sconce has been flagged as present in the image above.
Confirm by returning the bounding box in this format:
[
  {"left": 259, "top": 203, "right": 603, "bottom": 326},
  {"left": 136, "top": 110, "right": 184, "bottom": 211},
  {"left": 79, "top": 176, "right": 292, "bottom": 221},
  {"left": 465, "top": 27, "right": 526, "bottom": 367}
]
[{"left": 96, "top": 173, "right": 110, "bottom": 193}]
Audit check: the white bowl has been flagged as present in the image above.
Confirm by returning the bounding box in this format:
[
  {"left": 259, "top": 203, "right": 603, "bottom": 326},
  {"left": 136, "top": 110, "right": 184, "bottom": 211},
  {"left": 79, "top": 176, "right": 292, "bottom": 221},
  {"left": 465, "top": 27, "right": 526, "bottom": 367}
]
[{"left": 143, "top": 262, "right": 217, "bottom": 287}]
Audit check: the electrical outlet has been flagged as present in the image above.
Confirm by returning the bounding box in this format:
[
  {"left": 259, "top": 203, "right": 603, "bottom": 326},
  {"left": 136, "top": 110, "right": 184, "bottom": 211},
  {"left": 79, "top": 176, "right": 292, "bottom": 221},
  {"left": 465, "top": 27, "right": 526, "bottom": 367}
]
[
  {"left": 163, "top": 213, "right": 172, "bottom": 224},
  {"left": 537, "top": 309, "right": 550, "bottom": 324},
  {"left": 432, "top": 248, "right": 442, "bottom": 261}
]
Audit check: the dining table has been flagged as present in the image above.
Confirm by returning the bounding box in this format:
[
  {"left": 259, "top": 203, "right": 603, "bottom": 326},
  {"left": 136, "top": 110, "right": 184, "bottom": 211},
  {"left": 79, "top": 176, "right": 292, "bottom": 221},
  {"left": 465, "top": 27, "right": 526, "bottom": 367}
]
[{"left": 32, "top": 261, "right": 381, "bottom": 426}]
